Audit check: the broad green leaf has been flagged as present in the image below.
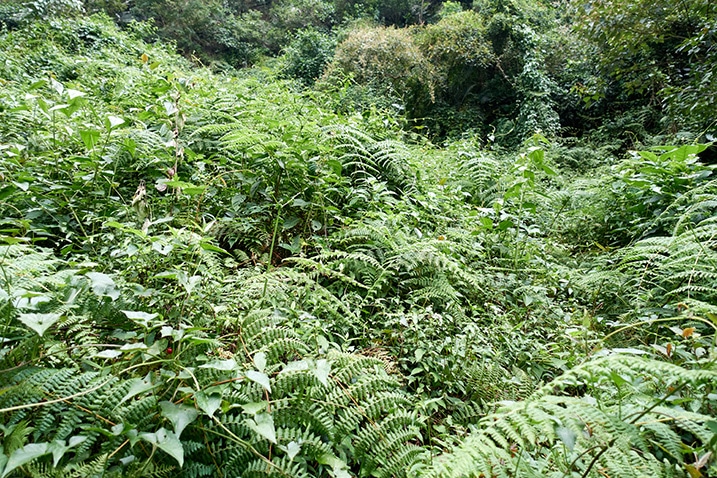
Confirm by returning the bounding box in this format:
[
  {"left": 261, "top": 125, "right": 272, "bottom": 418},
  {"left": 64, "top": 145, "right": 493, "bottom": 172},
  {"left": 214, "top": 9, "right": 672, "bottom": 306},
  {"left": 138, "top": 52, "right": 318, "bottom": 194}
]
[
  {"left": 609, "top": 371, "right": 628, "bottom": 387},
  {"left": 66, "top": 89, "right": 85, "bottom": 100},
  {"left": 245, "top": 370, "right": 271, "bottom": 393},
  {"left": 80, "top": 130, "right": 101, "bottom": 151},
  {"left": 94, "top": 349, "right": 122, "bottom": 359},
  {"left": 2, "top": 443, "right": 49, "bottom": 478},
  {"left": 106, "top": 115, "right": 125, "bottom": 129},
  {"left": 281, "top": 360, "right": 309, "bottom": 373},
  {"left": 164, "top": 101, "right": 178, "bottom": 116},
  {"left": 247, "top": 413, "right": 276, "bottom": 443},
  {"left": 314, "top": 360, "right": 331, "bottom": 387},
  {"left": 241, "top": 401, "right": 267, "bottom": 415},
  {"left": 195, "top": 392, "right": 222, "bottom": 417},
  {"left": 121, "top": 310, "right": 159, "bottom": 328},
  {"left": 281, "top": 441, "right": 301, "bottom": 461},
  {"left": 183, "top": 187, "right": 205, "bottom": 196},
  {"left": 48, "top": 104, "right": 70, "bottom": 112},
  {"left": 253, "top": 352, "right": 267, "bottom": 373},
  {"left": 556, "top": 427, "right": 576, "bottom": 451},
  {"left": 118, "top": 374, "right": 156, "bottom": 406},
  {"left": 160, "top": 325, "right": 185, "bottom": 341},
  {"left": 199, "top": 242, "right": 229, "bottom": 255},
  {"left": 139, "top": 428, "right": 183, "bottom": 467},
  {"left": 48, "top": 436, "right": 87, "bottom": 466},
  {"left": 282, "top": 216, "right": 300, "bottom": 230},
  {"left": 318, "top": 453, "right": 351, "bottom": 478},
  {"left": 199, "top": 359, "right": 237, "bottom": 371},
  {"left": 17, "top": 313, "right": 60, "bottom": 337},
  {"left": 159, "top": 401, "right": 198, "bottom": 438},
  {"left": 119, "top": 343, "right": 148, "bottom": 351},
  {"left": 86, "top": 272, "right": 120, "bottom": 301},
  {"left": 50, "top": 78, "right": 64, "bottom": 94}
]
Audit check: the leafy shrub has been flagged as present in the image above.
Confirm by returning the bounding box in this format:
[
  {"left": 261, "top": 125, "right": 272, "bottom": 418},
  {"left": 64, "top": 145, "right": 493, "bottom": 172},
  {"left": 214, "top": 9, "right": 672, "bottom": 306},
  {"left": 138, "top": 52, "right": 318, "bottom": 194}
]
[
  {"left": 0, "top": 3, "right": 28, "bottom": 30},
  {"left": 425, "top": 354, "right": 717, "bottom": 478},
  {"left": 604, "top": 143, "right": 714, "bottom": 242},
  {"left": 281, "top": 28, "right": 336, "bottom": 85},
  {"left": 574, "top": 0, "right": 717, "bottom": 134},
  {"left": 1, "top": 9, "right": 716, "bottom": 478},
  {"left": 25, "top": 0, "right": 85, "bottom": 18},
  {"left": 324, "top": 25, "right": 437, "bottom": 118}
]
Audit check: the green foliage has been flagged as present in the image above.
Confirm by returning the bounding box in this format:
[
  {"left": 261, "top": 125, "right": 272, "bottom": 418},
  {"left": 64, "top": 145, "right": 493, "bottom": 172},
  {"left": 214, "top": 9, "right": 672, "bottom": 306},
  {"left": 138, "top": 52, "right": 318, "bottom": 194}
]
[
  {"left": 424, "top": 354, "right": 717, "bottom": 477},
  {"left": 1, "top": 9, "right": 717, "bottom": 478},
  {"left": 0, "top": 243, "right": 429, "bottom": 477},
  {"left": 604, "top": 143, "right": 713, "bottom": 243},
  {"left": 280, "top": 29, "right": 337, "bottom": 85},
  {"left": 436, "top": 1, "right": 462, "bottom": 19},
  {"left": 325, "top": 25, "right": 437, "bottom": 118},
  {"left": 574, "top": 0, "right": 717, "bottom": 133}
]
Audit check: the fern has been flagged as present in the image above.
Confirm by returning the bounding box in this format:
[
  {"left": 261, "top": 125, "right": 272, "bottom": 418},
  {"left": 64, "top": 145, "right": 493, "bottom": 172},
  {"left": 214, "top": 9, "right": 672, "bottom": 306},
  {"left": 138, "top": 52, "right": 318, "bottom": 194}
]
[
  {"left": 323, "top": 124, "right": 417, "bottom": 195},
  {"left": 618, "top": 213, "right": 717, "bottom": 307},
  {"left": 423, "top": 354, "right": 717, "bottom": 478}
]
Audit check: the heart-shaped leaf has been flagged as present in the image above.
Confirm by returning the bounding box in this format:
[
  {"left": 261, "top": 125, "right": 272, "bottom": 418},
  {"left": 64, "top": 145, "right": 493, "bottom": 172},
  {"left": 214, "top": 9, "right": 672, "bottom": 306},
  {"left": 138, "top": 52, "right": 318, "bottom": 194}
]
[
  {"left": 160, "top": 401, "right": 198, "bottom": 438},
  {"left": 17, "top": 313, "right": 60, "bottom": 337}
]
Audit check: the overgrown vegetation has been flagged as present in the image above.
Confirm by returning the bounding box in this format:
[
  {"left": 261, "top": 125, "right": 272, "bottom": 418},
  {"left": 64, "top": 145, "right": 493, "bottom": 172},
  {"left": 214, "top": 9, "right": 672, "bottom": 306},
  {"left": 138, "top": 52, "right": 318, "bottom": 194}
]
[{"left": 1, "top": 1, "right": 716, "bottom": 477}]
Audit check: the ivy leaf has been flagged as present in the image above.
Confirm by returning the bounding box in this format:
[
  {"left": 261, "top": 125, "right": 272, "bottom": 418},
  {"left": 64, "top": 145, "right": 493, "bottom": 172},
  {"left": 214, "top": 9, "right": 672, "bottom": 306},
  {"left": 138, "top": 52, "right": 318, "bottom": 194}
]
[
  {"left": 121, "top": 310, "right": 159, "bottom": 328},
  {"left": 199, "top": 358, "right": 237, "bottom": 371},
  {"left": 2, "top": 443, "right": 49, "bottom": 477},
  {"left": 314, "top": 359, "right": 331, "bottom": 386},
  {"left": 139, "top": 428, "right": 183, "bottom": 467},
  {"left": 17, "top": 313, "right": 60, "bottom": 337},
  {"left": 247, "top": 413, "right": 276, "bottom": 443},
  {"left": 195, "top": 392, "right": 222, "bottom": 418},
  {"left": 245, "top": 370, "right": 271, "bottom": 394},
  {"left": 160, "top": 401, "right": 198, "bottom": 438},
  {"left": 253, "top": 352, "right": 267, "bottom": 373},
  {"left": 86, "top": 272, "right": 120, "bottom": 301},
  {"left": 118, "top": 374, "right": 156, "bottom": 406}
]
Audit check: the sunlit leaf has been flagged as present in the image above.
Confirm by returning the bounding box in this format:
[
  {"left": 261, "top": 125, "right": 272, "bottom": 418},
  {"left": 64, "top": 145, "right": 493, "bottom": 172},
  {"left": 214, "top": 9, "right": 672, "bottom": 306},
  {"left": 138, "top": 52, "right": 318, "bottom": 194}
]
[
  {"left": 246, "top": 370, "right": 271, "bottom": 393},
  {"left": 160, "top": 401, "right": 198, "bottom": 438},
  {"left": 86, "top": 272, "right": 120, "bottom": 301},
  {"left": 247, "top": 413, "right": 276, "bottom": 443},
  {"left": 17, "top": 313, "right": 60, "bottom": 337},
  {"left": 195, "top": 392, "right": 222, "bottom": 418},
  {"left": 2, "top": 443, "right": 49, "bottom": 477},
  {"left": 139, "top": 428, "right": 184, "bottom": 467}
]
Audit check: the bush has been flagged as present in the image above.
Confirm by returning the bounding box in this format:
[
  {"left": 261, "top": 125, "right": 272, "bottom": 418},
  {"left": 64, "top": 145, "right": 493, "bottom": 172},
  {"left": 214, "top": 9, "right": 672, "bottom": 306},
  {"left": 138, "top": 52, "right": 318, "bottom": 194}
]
[
  {"left": 324, "top": 25, "right": 436, "bottom": 118},
  {"left": 281, "top": 28, "right": 336, "bottom": 85}
]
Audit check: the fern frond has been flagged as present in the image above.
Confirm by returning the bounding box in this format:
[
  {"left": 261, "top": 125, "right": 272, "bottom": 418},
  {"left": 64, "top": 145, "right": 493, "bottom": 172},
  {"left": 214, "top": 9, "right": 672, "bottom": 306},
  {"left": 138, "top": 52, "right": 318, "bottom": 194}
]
[{"left": 423, "top": 354, "right": 717, "bottom": 478}]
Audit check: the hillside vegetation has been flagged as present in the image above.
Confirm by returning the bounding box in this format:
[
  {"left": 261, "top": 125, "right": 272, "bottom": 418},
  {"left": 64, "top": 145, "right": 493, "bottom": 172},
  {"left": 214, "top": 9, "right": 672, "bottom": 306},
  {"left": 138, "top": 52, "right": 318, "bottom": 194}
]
[{"left": 0, "top": 1, "right": 716, "bottom": 477}]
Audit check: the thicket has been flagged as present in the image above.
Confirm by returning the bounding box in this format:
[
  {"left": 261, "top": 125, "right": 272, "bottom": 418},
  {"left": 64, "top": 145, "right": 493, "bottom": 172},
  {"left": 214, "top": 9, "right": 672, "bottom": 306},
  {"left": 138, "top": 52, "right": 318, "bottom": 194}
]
[{"left": 0, "top": 1, "right": 716, "bottom": 477}]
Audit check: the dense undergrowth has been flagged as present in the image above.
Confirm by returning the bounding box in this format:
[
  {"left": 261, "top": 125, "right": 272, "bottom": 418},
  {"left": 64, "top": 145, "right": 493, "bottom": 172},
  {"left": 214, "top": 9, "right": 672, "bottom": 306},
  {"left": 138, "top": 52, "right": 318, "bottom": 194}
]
[{"left": 1, "top": 5, "right": 716, "bottom": 478}]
